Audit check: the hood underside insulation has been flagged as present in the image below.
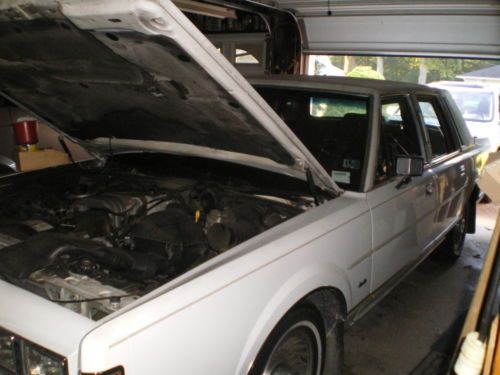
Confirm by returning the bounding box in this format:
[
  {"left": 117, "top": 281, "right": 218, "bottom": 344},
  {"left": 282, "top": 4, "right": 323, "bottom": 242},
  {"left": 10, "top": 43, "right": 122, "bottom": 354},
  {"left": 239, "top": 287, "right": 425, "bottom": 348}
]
[{"left": 0, "top": 19, "right": 293, "bottom": 164}]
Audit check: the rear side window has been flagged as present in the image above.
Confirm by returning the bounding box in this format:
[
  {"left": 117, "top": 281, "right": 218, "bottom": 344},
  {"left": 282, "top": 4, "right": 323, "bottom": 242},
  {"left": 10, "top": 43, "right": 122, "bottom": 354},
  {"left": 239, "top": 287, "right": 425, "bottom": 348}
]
[
  {"left": 256, "top": 87, "right": 370, "bottom": 191},
  {"left": 310, "top": 97, "right": 368, "bottom": 118},
  {"left": 417, "top": 97, "right": 460, "bottom": 159}
]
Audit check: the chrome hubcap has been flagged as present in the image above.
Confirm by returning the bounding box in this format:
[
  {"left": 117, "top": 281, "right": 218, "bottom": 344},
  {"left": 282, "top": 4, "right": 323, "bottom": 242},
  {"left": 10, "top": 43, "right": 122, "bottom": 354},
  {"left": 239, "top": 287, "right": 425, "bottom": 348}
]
[{"left": 263, "top": 322, "right": 321, "bottom": 375}]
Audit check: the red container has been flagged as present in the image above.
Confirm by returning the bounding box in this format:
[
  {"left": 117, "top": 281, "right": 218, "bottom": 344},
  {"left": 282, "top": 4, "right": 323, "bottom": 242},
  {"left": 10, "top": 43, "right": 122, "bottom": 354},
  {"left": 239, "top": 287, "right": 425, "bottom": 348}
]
[{"left": 13, "top": 120, "right": 38, "bottom": 145}]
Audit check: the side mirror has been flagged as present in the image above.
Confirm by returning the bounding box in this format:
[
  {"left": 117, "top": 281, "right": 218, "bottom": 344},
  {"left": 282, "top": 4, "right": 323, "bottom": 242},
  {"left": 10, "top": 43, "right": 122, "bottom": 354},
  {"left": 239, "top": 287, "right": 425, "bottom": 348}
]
[{"left": 396, "top": 156, "right": 424, "bottom": 177}]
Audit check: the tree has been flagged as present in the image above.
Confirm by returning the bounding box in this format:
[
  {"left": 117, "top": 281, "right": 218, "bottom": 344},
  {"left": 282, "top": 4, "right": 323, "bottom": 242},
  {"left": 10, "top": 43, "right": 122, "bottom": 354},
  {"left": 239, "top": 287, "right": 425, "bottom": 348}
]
[
  {"left": 418, "top": 59, "right": 428, "bottom": 84},
  {"left": 326, "top": 55, "right": 500, "bottom": 84},
  {"left": 347, "top": 66, "right": 385, "bottom": 80},
  {"left": 376, "top": 57, "right": 384, "bottom": 76},
  {"left": 343, "top": 56, "right": 357, "bottom": 73}
]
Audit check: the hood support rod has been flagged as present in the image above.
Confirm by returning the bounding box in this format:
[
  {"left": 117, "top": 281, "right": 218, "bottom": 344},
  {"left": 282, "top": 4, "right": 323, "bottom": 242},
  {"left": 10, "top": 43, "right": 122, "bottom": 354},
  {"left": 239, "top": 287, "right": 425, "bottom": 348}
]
[{"left": 306, "top": 168, "right": 320, "bottom": 206}]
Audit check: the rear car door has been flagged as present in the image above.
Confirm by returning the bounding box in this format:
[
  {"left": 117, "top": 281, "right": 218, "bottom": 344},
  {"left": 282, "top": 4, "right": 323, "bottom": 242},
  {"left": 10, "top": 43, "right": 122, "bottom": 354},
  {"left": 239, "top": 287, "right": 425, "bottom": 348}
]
[
  {"left": 414, "top": 94, "right": 470, "bottom": 240},
  {"left": 367, "top": 95, "right": 437, "bottom": 291}
]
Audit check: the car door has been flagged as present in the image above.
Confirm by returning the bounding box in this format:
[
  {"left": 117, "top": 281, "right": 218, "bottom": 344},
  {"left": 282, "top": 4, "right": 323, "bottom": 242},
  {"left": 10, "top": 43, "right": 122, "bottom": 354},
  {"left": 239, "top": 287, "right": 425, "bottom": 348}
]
[
  {"left": 414, "top": 94, "right": 469, "bottom": 240},
  {"left": 367, "top": 95, "right": 437, "bottom": 292}
]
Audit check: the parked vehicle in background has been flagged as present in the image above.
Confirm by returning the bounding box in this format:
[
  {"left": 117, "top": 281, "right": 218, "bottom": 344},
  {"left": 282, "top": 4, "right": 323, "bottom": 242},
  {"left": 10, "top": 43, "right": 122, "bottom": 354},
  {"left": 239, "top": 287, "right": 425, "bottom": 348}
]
[{"left": 429, "top": 81, "right": 500, "bottom": 152}]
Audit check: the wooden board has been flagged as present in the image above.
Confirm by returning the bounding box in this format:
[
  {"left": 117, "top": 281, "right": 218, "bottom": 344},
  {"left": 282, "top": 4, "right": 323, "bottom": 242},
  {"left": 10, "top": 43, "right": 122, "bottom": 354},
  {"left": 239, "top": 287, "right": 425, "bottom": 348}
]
[
  {"left": 459, "top": 211, "right": 500, "bottom": 341},
  {"left": 483, "top": 316, "right": 499, "bottom": 375},
  {"left": 18, "top": 149, "right": 70, "bottom": 172}
]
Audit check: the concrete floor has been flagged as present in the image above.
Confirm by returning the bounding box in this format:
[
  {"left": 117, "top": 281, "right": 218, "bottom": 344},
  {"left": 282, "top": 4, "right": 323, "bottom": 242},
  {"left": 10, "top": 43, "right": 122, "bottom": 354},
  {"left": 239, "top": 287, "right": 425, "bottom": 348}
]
[{"left": 345, "top": 203, "right": 499, "bottom": 375}]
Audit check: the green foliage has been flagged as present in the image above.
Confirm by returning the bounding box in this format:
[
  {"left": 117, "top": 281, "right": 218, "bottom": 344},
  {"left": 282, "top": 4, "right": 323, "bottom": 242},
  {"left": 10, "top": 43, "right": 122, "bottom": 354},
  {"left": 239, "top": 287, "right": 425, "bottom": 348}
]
[
  {"left": 328, "top": 55, "right": 344, "bottom": 68},
  {"left": 425, "top": 58, "right": 494, "bottom": 82},
  {"left": 346, "top": 66, "right": 385, "bottom": 80},
  {"left": 325, "top": 55, "right": 500, "bottom": 84},
  {"left": 383, "top": 57, "right": 418, "bottom": 82}
]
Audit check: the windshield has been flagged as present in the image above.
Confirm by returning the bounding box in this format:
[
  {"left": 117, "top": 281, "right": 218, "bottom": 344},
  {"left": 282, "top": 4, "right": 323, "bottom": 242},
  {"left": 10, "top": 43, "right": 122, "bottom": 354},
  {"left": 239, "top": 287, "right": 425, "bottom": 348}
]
[
  {"left": 449, "top": 91, "right": 494, "bottom": 123},
  {"left": 255, "top": 87, "right": 370, "bottom": 192}
]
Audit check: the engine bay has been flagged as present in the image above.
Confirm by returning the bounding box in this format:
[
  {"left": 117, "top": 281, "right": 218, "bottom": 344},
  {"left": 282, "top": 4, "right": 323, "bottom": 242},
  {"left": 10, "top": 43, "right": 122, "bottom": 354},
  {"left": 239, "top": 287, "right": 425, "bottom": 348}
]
[{"left": 0, "top": 157, "right": 307, "bottom": 320}]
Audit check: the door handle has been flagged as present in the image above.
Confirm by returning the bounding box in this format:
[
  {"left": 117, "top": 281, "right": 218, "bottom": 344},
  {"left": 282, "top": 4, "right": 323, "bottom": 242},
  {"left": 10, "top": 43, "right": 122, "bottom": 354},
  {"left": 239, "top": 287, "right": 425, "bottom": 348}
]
[{"left": 425, "top": 183, "right": 434, "bottom": 195}]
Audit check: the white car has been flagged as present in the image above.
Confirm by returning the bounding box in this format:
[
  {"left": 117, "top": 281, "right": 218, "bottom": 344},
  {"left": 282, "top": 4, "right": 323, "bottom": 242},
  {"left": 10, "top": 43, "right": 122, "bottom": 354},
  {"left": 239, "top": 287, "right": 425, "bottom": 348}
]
[
  {"left": 429, "top": 81, "right": 500, "bottom": 152},
  {"left": 0, "top": 1, "right": 484, "bottom": 375}
]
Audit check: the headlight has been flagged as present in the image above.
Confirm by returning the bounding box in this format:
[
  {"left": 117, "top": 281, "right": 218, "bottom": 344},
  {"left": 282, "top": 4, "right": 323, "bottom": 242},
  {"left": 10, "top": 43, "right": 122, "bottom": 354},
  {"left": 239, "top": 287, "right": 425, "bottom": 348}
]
[
  {"left": 0, "top": 328, "right": 67, "bottom": 375},
  {"left": 24, "top": 344, "right": 66, "bottom": 375},
  {"left": 0, "top": 331, "right": 16, "bottom": 373}
]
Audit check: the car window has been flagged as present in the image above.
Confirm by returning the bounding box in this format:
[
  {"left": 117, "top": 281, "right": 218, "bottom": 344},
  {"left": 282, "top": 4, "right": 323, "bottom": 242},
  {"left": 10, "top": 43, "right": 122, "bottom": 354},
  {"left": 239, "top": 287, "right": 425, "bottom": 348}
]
[
  {"left": 449, "top": 91, "right": 494, "bottom": 122},
  {"left": 310, "top": 97, "right": 368, "bottom": 118},
  {"left": 376, "top": 98, "right": 422, "bottom": 185},
  {"left": 417, "top": 97, "right": 459, "bottom": 159},
  {"left": 256, "top": 87, "right": 370, "bottom": 191}
]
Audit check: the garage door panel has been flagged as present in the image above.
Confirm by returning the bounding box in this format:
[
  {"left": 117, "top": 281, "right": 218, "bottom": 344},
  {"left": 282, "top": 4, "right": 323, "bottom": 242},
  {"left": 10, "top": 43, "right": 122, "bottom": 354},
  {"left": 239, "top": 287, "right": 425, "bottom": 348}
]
[{"left": 301, "top": 14, "right": 500, "bottom": 58}]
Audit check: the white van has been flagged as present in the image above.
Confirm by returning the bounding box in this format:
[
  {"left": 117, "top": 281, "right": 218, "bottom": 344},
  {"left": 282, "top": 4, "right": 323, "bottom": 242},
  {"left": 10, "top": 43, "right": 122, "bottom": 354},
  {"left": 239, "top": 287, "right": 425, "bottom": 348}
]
[{"left": 430, "top": 81, "right": 500, "bottom": 152}]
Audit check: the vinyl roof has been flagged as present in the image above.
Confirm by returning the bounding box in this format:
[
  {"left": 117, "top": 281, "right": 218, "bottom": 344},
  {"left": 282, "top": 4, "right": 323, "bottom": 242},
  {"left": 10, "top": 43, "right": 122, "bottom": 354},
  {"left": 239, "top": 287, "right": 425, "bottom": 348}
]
[{"left": 249, "top": 75, "right": 442, "bottom": 96}]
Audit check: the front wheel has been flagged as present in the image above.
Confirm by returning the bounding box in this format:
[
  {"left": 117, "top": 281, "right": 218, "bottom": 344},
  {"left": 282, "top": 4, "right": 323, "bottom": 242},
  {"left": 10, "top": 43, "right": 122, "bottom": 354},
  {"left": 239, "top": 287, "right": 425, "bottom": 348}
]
[{"left": 250, "top": 307, "right": 325, "bottom": 375}]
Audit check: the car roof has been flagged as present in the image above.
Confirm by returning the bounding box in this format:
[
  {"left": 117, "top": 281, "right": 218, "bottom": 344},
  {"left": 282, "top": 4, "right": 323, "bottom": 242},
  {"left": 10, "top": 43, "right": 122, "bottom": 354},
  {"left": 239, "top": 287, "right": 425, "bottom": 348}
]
[{"left": 248, "top": 75, "right": 443, "bottom": 96}]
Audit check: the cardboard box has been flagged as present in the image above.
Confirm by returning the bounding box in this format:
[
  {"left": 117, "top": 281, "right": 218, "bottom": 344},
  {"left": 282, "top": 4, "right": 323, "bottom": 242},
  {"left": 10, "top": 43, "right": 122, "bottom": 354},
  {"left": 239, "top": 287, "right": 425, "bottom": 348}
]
[
  {"left": 478, "top": 151, "right": 500, "bottom": 203},
  {"left": 18, "top": 149, "right": 71, "bottom": 172}
]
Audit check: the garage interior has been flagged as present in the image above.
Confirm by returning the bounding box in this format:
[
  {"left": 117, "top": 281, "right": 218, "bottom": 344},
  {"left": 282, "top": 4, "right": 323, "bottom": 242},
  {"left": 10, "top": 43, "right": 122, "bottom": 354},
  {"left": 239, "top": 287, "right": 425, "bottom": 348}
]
[{"left": 0, "top": 0, "right": 499, "bottom": 374}]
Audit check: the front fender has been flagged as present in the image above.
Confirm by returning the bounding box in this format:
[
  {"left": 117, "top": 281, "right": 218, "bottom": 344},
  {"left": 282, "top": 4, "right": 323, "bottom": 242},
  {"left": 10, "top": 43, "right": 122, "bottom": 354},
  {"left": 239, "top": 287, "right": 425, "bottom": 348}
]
[{"left": 235, "top": 262, "right": 351, "bottom": 374}]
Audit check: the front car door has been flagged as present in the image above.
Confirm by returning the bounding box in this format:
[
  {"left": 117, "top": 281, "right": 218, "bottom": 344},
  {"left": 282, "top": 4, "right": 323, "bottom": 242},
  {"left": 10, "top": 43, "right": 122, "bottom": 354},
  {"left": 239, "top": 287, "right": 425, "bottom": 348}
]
[{"left": 367, "top": 95, "right": 437, "bottom": 291}]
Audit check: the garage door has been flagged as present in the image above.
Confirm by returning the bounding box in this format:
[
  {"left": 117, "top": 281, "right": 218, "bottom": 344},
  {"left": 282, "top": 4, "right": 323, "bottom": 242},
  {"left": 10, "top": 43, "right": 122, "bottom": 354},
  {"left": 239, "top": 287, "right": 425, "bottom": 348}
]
[{"left": 266, "top": 0, "right": 500, "bottom": 58}]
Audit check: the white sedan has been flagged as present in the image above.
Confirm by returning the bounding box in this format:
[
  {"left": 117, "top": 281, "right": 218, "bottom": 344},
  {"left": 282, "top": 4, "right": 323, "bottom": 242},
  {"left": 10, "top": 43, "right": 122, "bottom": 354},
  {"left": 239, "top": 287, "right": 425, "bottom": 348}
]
[{"left": 0, "top": 1, "right": 483, "bottom": 374}]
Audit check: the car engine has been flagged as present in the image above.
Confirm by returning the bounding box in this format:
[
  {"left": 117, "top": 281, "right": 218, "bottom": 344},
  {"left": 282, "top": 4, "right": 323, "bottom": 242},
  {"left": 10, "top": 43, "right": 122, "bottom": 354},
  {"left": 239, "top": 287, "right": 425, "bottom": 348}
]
[{"left": 0, "top": 170, "right": 303, "bottom": 320}]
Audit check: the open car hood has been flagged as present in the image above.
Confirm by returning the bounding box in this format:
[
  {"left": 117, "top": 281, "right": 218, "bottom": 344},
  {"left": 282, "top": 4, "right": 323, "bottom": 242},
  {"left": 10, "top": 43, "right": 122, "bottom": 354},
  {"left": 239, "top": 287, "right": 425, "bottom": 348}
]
[{"left": 0, "top": 0, "right": 339, "bottom": 195}]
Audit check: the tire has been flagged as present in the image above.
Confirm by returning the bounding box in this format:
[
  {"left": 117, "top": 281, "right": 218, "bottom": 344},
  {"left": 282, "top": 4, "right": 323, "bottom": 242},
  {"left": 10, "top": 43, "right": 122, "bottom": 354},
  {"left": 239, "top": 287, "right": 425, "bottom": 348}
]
[
  {"left": 250, "top": 306, "right": 326, "bottom": 375},
  {"left": 434, "top": 206, "right": 467, "bottom": 261}
]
